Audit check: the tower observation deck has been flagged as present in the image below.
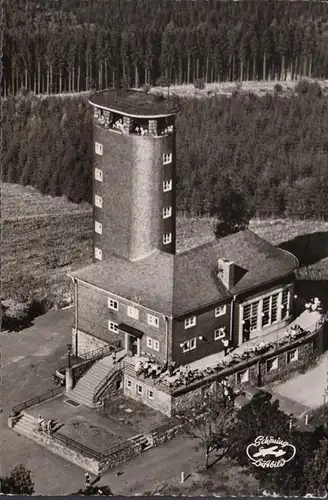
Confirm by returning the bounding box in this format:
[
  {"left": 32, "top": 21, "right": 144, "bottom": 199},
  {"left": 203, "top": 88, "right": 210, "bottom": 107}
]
[{"left": 89, "top": 89, "right": 180, "bottom": 263}]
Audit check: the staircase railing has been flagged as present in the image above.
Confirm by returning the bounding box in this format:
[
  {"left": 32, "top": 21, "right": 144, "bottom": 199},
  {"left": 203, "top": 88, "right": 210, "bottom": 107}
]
[
  {"left": 93, "top": 359, "right": 124, "bottom": 404},
  {"left": 12, "top": 387, "right": 64, "bottom": 414},
  {"left": 58, "top": 340, "right": 122, "bottom": 374},
  {"left": 79, "top": 341, "right": 122, "bottom": 362}
]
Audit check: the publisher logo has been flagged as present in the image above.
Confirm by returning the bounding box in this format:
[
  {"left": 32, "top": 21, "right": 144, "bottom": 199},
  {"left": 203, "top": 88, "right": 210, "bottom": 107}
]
[{"left": 246, "top": 436, "right": 296, "bottom": 468}]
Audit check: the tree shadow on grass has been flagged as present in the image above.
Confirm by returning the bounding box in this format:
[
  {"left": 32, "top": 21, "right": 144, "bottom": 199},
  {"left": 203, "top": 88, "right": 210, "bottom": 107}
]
[{"left": 279, "top": 231, "right": 328, "bottom": 267}]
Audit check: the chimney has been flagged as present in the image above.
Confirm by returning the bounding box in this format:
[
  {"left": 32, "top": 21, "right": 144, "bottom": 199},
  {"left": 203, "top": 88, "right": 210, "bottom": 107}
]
[{"left": 217, "top": 259, "right": 235, "bottom": 290}]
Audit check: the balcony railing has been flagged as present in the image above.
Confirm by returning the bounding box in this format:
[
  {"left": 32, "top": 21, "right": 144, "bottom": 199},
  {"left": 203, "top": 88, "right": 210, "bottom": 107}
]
[{"left": 126, "top": 317, "right": 326, "bottom": 396}]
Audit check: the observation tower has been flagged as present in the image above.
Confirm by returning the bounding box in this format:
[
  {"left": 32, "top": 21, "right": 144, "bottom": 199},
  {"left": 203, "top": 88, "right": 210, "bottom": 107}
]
[{"left": 88, "top": 89, "right": 180, "bottom": 263}]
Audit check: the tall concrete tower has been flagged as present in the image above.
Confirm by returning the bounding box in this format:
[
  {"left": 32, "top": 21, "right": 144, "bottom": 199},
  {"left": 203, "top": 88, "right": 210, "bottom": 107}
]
[{"left": 88, "top": 89, "right": 180, "bottom": 263}]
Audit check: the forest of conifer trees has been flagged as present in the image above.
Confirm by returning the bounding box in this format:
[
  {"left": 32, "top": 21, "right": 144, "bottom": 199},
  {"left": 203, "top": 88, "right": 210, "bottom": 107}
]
[
  {"left": 3, "top": 82, "right": 328, "bottom": 218},
  {"left": 4, "top": 0, "right": 328, "bottom": 96}
]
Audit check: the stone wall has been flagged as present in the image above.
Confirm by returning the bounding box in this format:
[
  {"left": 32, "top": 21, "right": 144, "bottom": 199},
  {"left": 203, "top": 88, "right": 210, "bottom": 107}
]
[
  {"left": 123, "top": 371, "right": 172, "bottom": 416},
  {"left": 72, "top": 328, "right": 109, "bottom": 357},
  {"left": 170, "top": 331, "right": 321, "bottom": 415},
  {"left": 147, "top": 421, "right": 184, "bottom": 447},
  {"left": 99, "top": 440, "right": 142, "bottom": 474}
]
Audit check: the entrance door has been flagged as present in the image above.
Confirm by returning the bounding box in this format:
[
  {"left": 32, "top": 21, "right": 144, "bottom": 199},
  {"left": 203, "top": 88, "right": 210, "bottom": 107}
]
[
  {"left": 128, "top": 334, "right": 138, "bottom": 356},
  {"left": 242, "top": 320, "right": 250, "bottom": 343}
]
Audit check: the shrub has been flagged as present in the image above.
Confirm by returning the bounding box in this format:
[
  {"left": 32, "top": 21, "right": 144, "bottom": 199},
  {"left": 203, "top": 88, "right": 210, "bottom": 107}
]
[
  {"left": 295, "top": 79, "right": 311, "bottom": 94},
  {"left": 194, "top": 79, "right": 205, "bottom": 90},
  {"left": 274, "top": 83, "right": 283, "bottom": 93}
]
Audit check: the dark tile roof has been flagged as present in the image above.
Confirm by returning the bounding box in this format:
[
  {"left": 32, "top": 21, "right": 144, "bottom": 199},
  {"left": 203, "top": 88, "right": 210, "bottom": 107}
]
[
  {"left": 89, "top": 90, "right": 179, "bottom": 118},
  {"left": 70, "top": 230, "right": 298, "bottom": 318},
  {"left": 70, "top": 250, "right": 174, "bottom": 316},
  {"left": 173, "top": 230, "right": 299, "bottom": 316}
]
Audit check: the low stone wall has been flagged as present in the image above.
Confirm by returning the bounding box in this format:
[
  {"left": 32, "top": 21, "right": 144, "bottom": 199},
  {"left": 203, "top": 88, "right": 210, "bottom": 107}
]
[
  {"left": 98, "top": 440, "right": 141, "bottom": 474},
  {"left": 147, "top": 421, "right": 184, "bottom": 447},
  {"left": 39, "top": 432, "right": 101, "bottom": 474},
  {"left": 171, "top": 329, "right": 323, "bottom": 414}
]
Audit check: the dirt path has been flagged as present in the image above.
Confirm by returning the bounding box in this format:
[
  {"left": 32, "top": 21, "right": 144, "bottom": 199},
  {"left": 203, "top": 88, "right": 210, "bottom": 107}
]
[{"left": 12, "top": 78, "right": 328, "bottom": 101}]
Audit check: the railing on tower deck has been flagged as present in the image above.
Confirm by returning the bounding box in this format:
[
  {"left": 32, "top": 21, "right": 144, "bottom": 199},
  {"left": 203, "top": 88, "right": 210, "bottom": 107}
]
[
  {"left": 12, "top": 387, "right": 64, "bottom": 414},
  {"left": 93, "top": 359, "right": 124, "bottom": 404}
]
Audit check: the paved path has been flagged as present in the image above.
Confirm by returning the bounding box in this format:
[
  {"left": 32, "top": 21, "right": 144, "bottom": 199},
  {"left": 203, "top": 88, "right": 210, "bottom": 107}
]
[{"left": 269, "top": 352, "right": 328, "bottom": 409}]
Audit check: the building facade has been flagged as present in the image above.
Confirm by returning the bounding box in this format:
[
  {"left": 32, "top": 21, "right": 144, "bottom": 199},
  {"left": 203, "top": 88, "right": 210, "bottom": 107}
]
[{"left": 69, "top": 88, "right": 303, "bottom": 416}]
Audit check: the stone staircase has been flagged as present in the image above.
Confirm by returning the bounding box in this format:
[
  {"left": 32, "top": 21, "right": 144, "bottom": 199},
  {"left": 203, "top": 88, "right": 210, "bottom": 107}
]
[
  {"left": 69, "top": 352, "right": 125, "bottom": 408},
  {"left": 13, "top": 412, "right": 39, "bottom": 439}
]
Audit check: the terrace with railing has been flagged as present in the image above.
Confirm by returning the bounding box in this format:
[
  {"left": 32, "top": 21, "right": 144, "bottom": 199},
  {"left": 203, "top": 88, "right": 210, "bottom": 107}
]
[{"left": 124, "top": 307, "right": 327, "bottom": 396}]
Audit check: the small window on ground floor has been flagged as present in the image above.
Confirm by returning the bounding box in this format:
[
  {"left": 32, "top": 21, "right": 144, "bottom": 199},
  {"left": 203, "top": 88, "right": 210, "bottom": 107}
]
[
  {"left": 267, "top": 356, "right": 278, "bottom": 372},
  {"left": 147, "top": 390, "right": 154, "bottom": 399},
  {"left": 126, "top": 379, "right": 132, "bottom": 389},
  {"left": 136, "top": 384, "right": 143, "bottom": 395},
  {"left": 286, "top": 349, "right": 298, "bottom": 364},
  {"left": 236, "top": 369, "right": 249, "bottom": 384}
]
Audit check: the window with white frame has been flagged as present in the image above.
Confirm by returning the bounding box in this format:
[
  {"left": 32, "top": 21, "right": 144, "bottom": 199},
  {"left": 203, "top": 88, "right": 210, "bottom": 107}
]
[
  {"left": 184, "top": 316, "right": 196, "bottom": 329},
  {"left": 262, "top": 293, "right": 279, "bottom": 328},
  {"left": 163, "top": 153, "right": 172, "bottom": 165},
  {"left": 163, "top": 180, "right": 172, "bottom": 192},
  {"left": 237, "top": 369, "right": 249, "bottom": 384},
  {"left": 163, "top": 233, "right": 172, "bottom": 245},
  {"left": 108, "top": 321, "right": 118, "bottom": 333},
  {"left": 182, "top": 338, "right": 197, "bottom": 352},
  {"left": 95, "top": 194, "right": 103, "bottom": 208},
  {"left": 215, "top": 305, "right": 227, "bottom": 317},
  {"left": 146, "top": 336, "right": 160, "bottom": 352},
  {"left": 95, "top": 168, "right": 103, "bottom": 182},
  {"left": 281, "top": 287, "right": 291, "bottom": 320},
  {"left": 214, "top": 327, "right": 226, "bottom": 341},
  {"left": 153, "top": 340, "right": 160, "bottom": 352},
  {"left": 147, "top": 390, "right": 154, "bottom": 399},
  {"left": 94, "top": 247, "right": 102, "bottom": 260},
  {"left": 108, "top": 298, "right": 119, "bottom": 311},
  {"left": 243, "top": 301, "right": 259, "bottom": 332},
  {"left": 267, "top": 356, "right": 278, "bottom": 372},
  {"left": 163, "top": 207, "right": 172, "bottom": 219},
  {"left": 136, "top": 384, "right": 143, "bottom": 395},
  {"left": 127, "top": 305, "right": 139, "bottom": 320},
  {"left": 286, "top": 349, "right": 298, "bottom": 364},
  {"left": 147, "top": 314, "right": 159, "bottom": 328},
  {"left": 95, "top": 221, "right": 102, "bottom": 235},
  {"left": 126, "top": 379, "right": 132, "bottom": 389},
  {"left": 95, "top": 142, "right": 103, "bottom": 155}
]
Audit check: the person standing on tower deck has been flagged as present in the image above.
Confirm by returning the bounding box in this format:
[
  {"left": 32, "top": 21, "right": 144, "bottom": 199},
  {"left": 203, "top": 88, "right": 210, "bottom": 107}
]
[{"left": 223, "top": 338, "right": 229, "bottom": 356}]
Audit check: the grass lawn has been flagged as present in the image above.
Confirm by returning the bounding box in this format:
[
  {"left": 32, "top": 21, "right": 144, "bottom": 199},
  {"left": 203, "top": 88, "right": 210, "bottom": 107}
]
[
  {"left": 101, "top": 394, "right": 174, "bottom": 434},
  {"left": 145, "top": 457, "right": 260, "bottom": 496},
  {"left": 3, "top": 183, "right": 328, "bottom": 311}
]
